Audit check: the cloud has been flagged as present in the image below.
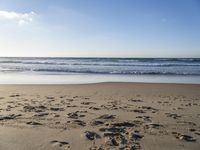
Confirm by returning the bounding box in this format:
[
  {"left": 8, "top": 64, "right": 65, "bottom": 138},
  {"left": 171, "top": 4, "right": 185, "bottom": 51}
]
[{"left": 0, "top": 10, "right": 36, "bottom": 25}]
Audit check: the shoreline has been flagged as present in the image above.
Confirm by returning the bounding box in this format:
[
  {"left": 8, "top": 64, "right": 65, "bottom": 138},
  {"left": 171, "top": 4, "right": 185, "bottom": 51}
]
[
  {"left": 0, "top": 81, "right": 200, "bottom": 85},
  {"left": 1, "top": 72, "right": 200, "bottom": 85}
]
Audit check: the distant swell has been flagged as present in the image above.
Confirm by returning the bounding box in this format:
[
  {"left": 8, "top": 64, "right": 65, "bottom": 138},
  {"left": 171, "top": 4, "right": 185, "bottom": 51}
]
[{"left": 0, "top": 61, "right": 200, "bottom": 67}]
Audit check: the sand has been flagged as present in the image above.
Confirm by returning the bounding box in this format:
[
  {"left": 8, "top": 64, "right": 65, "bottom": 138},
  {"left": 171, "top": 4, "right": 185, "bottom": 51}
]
[{"left": 0, "top": 82, "right": 200, "bottom": 150}]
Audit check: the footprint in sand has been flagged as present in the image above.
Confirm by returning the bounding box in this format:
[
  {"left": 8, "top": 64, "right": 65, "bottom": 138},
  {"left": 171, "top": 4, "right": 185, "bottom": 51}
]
[
  {"left": 9, "top": 94, "right": 20, "bottom": 97},
  {"left": 50, "top": 140, "right": 70, "bottom": 149}
]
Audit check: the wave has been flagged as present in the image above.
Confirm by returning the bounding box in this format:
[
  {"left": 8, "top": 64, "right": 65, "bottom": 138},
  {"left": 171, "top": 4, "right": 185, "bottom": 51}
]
[
  {"left": 33, "top": 68, "right": 200, "bottom": 75},
  {"left": 0, "top": 57, "right": 200, "bottom": 76},
  {"left": 68, "top": 63, "right": 200, "bottom": 67}
]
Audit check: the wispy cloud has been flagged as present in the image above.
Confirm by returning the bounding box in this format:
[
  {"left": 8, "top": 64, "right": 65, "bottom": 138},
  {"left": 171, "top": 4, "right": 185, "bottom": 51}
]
[{"left": 0, "top": 10, "right": 36, "bottom": 25}]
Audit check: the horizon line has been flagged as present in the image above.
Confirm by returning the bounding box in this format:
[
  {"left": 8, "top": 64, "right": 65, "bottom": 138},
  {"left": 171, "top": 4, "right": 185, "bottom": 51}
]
[{"left": 0, "top": 56, "right": 199, "bottom": 59}]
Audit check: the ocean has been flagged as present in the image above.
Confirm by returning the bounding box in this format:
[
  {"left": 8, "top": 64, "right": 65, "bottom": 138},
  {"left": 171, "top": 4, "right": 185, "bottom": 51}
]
[{"left": 0, "top": 57, "right": 200, "bottom": 84}]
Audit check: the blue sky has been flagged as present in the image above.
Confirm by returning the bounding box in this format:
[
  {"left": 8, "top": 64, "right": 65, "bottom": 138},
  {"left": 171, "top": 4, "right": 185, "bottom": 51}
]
[{"left": 0, "top": 0, "right": 199, "bottom": 57}]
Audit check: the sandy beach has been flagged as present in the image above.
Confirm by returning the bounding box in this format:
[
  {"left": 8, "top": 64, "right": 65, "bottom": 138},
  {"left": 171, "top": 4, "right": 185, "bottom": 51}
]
[{"left": 0, "top": 83, "right": 200, "bottom": 150}]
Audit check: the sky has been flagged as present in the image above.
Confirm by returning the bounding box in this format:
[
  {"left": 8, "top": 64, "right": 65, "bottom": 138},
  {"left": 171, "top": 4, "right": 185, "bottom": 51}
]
[{"left": 0, "top": 0, "right": 199, "bottom": 58}]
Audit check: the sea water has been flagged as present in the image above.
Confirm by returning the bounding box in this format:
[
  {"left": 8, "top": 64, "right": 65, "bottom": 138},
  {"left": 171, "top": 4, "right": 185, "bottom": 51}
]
[{"left": 0, "top": 57, "right": 200, "bottom": 84}]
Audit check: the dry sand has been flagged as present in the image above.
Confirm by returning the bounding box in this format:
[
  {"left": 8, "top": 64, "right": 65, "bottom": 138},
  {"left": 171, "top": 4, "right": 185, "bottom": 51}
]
[{"left": 0, "top": 82, "right": 200, "bottom": 150}]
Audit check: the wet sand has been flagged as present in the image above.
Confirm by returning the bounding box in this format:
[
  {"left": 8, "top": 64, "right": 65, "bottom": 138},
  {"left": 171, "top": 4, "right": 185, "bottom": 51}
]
[{"left": 0, "top": 83, "right": 200, "bottom": 150}]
